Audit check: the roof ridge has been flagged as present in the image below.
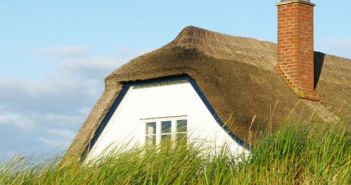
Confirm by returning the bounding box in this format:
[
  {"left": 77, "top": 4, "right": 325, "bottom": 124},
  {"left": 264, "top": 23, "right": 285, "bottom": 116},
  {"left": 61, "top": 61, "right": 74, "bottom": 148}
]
[
  {"left": 168, "top": 26, "right": 276, "bottom": 52},
  {"left": 164, "top": 26, "right": 277, "bottom": 71}
]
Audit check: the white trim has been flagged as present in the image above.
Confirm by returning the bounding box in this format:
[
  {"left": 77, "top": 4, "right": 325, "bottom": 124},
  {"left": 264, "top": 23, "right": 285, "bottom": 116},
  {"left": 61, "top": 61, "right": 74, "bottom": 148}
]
[
  {"left": 142, "top": 116, "right": 188, "bottom": 146},
  {"left": 85, "top": 81, "right": 249, "bottom": 161},
  {"left": 132, "top": 80, "right": 188, "bottom": 89},
  {"left": 140, "top": 115, "right": 187, "bottom": 121}
]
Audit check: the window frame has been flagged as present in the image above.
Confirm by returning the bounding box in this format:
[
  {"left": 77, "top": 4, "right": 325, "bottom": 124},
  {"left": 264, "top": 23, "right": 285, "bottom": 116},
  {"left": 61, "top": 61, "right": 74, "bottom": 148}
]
[
  {"left": 175, "top": 119, "right": 188, "bottom": 145},
  {"left": 145, "top": 122, "right": 157, "bottom": 147},
  {"left": 142, "top": 116, "right": 188, "bottom": 146},
  {"left": 160, "top": 120, "right": 172, "bottom": 144}
]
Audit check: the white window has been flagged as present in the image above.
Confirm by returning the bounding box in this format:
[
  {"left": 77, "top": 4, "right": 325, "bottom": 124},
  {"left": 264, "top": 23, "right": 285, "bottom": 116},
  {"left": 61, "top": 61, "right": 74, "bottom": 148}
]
[
  {"left": 142, "top": 116, "right": 188, "bottom": 147},
  {"left": 176, "top": 119, "right": 187, "bottom": 145},
  {"left": 145, "top": 122, "right": 156, "bottom": 146},
  {"left": 161, "top": 121, "right": 172, "bottom": 143}
]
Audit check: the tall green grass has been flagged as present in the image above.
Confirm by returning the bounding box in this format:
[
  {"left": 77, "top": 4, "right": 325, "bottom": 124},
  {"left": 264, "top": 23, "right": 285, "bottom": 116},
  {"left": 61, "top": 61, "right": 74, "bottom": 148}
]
[{"left": 1, "top": 123, "right": 350, "bottom": 185}]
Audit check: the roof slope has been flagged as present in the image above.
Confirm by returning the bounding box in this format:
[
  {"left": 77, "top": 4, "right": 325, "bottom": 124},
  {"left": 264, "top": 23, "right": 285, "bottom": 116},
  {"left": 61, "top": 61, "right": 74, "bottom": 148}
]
[{"left": 62, "top": 26, "right": 351, "bottom": 163}]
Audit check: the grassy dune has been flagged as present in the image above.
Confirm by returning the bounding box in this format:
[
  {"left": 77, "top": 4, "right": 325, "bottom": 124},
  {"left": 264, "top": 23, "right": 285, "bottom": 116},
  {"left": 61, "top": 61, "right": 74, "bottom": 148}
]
[{"left": 1, "top": 122, "right": 350, "bottom": 185}]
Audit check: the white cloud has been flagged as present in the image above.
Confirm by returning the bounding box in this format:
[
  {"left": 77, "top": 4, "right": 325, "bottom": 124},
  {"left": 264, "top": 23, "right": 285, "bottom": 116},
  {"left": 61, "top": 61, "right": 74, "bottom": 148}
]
[
  {"left": 45, "top": 128, "right": 76, "bottom": 139},
  {"left": 34, "top": 46, "right": 88, "bottom": 58},
  {"left": 0, "top": 112, "right": 36, "bottom": 131},
  {"left": 37, "top": 128, "right": 76, "bottom": 148},
  {"left": 37, "top": 137, "right": 66, "bottom": 148},
  {"left": 55, "top": 56, "right": 118, "bottom": 80},
  {"left": 316, "top": 37, "right": 351, "bottom": 59},
  {"left": 0, "top": 45, "right": 144, "bottom": 158},
  {"left": 79, "top": 107, "right": 92, "bottom": 115},
  {"left": 45, "top": 114, "right": 83, "bottom": 126},
  {"left": 0, "top": 115, "right": 10, "bottom": 125},
  {"left": 62, "top": 56, "right": 116, "bottom": 71}
]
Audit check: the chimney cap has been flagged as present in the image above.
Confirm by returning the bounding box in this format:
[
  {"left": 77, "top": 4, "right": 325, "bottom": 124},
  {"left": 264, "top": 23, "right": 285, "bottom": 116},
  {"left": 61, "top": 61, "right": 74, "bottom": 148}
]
[
  {"left": 281, "top": 0, "right": 310, "bottom": 2},
  {"left": 277, "top": 0, "right": 315, "bottom": 6}
]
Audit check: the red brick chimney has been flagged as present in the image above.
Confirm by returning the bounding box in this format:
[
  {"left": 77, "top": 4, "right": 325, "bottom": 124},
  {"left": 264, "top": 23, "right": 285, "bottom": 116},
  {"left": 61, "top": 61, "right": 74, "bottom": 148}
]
[{"left": 276, "top": 0, "right": 319, "bottom": 100}]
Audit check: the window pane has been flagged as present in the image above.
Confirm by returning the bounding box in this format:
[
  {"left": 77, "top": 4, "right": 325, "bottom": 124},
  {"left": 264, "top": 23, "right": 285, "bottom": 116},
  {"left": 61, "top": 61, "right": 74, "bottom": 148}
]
[
  {"left": 145, "top": 135, "right": 156, "bottom": 146},
  {"left": 146, "top": 122, "right": 156, "bottom": 135},
  {"left": 161, "top": 121, "right": 172, "bottom": 134},
  {"left": 177, "top": 120, "right": 187, "bottom": 133},
  {"left": 176, "top": 133, "right": 187, "bottom": 145},
  {"left": 161, "top": 134, "right": 171, "bottom": 143}
]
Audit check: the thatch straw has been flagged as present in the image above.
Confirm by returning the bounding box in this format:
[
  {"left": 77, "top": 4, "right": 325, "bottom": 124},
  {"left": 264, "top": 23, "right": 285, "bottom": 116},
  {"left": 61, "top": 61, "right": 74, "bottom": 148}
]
[{"left": 62, "top": 26, "right": 351, "bottom": 164}]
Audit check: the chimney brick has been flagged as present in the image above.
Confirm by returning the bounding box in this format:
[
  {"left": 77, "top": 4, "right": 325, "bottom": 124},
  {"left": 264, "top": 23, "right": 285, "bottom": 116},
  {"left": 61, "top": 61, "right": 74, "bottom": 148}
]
[{"left": 276, "top": 0, "right": 319, "bottom": 100}]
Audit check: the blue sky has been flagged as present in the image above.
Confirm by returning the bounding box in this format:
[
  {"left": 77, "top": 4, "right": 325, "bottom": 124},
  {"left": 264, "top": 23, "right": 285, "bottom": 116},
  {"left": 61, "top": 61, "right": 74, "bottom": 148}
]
[{"left": 0, "top": 0, "right": 350, "bottom": 162}]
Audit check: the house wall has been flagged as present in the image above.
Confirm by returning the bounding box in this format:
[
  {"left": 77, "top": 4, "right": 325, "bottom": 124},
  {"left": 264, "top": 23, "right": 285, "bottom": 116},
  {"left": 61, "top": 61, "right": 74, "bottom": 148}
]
[{"left": 85, "top": 80, "right": 248, "bottom": 162}]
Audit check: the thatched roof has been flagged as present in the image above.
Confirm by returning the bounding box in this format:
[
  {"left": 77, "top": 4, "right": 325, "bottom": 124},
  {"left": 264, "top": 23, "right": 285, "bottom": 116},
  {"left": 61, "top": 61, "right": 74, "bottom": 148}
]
[{"left": 62, "top": 26, "right": 351, "bottom": 163}]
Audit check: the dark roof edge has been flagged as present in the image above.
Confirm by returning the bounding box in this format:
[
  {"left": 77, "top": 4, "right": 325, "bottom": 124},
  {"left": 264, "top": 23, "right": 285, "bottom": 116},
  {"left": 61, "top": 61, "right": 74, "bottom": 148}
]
[{"left": 81, "top": 75, "right": 250, "bottom": 161}]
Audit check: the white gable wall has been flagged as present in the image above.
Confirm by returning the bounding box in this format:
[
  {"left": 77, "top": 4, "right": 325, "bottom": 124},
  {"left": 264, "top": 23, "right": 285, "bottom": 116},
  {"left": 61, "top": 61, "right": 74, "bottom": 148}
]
[{"left": 86, "top": 80, "right": 248, "bottom": 162}]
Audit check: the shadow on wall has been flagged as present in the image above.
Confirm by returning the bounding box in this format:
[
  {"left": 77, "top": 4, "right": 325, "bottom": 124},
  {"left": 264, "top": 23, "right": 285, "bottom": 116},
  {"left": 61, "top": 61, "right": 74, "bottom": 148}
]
[{"left": 314, "top": 52, "right": 325, "bottom": 89}]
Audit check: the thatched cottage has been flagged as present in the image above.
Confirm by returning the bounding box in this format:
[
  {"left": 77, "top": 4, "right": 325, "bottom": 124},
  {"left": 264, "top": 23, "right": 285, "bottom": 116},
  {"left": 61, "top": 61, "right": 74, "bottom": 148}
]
[{"left": 63, "top": 0, "right": 351, "bottom": 163}]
